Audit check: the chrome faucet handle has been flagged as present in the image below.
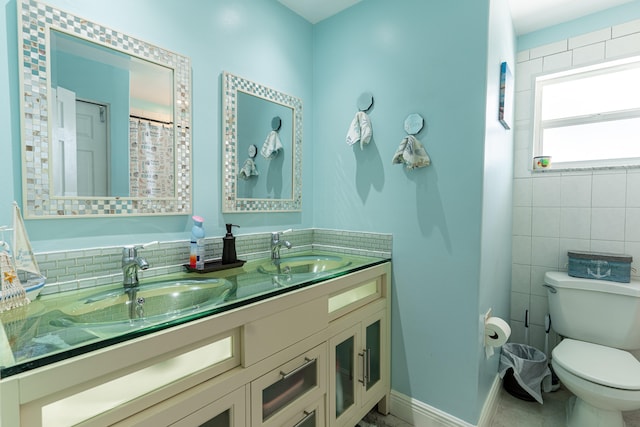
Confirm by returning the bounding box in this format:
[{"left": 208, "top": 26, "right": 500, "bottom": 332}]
[
  {"left": 122, "top": 241, "right": 156, "bottom": 289},
  {"left": 271, "top": 229, "right": 292, "bottom": 243},
  {"left": 272, "top": 229, "right": 292, "bottom": 240},
  {"left": 123, "top": 241, "right": 159, "bottom": 257},
  {"left": 270, "top": 230, "right": 292, "bottom": 260}
]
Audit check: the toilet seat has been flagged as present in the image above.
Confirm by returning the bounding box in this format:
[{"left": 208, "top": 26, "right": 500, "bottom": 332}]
[{"left": 553, "top": 339, "right": 640, "bottom": 390}]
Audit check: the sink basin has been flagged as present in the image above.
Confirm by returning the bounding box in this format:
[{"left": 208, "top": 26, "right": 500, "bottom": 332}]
[
  {"left": 257, "top": 255, "right": 351, "bottom": 276},
  {"left": 51, "top": 278, "right": 236, "bottom": 336}
]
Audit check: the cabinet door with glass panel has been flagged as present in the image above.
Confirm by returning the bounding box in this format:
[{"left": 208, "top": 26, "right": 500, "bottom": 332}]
[{"left": 329, "top": 310, "right": 386, "bottom": 427}]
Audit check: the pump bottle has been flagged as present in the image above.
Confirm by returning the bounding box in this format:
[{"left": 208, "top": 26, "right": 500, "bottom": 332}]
[{"left": 222, "top": 224, "right": 239, "bottom": 264}]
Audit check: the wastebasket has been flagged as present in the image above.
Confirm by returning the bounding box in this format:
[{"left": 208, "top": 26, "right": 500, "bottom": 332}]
[{"left": 498, "top": 343, "right": 551, "bottom": 404}]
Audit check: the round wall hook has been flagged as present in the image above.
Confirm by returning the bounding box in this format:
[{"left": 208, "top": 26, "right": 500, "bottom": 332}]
[
  {"left": 404, "top": 113, "right": 424, "bottom": 135},
  {"left": 271, "top": 116, "right": 282, "bottom": 131},
  {"left": 248, "top": 144, "right": 257, "bottom": 158},
  {"left": 357, "top": 92, "right": 374, "bottom": 112}
]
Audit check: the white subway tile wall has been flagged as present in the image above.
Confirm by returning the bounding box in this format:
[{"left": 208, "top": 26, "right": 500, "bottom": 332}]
[
  {"left": 35, "top": 229, "right": 392, "bottom": 297},
  {"left": 512, "top": 18, "right": 640, "bottom": 352}
]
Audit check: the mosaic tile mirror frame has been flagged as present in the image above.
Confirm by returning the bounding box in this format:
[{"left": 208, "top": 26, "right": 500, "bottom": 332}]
[
  {"left": 222, "top": 71, "right": 303, "bottom": 213},
  {"left": 18, "top": 0, "right": 192, "bottom": 218}
]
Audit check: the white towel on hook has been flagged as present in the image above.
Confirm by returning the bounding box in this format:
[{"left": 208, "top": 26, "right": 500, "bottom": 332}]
[
  {"left": 392, "top": 135, "right": 431, "bottom": 170},
  {"left": 238, "top": 158, "right": 259, "bottom": 180},
  {"left": 346, "top": 111, "right": 372, "bottom": 150},
  {"left": 261, "top": 130, "right": 283, "bottom": 159}
]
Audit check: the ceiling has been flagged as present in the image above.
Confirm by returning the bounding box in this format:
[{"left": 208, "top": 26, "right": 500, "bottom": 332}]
[
  {"left": 277, "top": 0, "right": 635, "bottom": 35},
  {"left": 277, "top": 0, "right": 362, "bottom": 24}
]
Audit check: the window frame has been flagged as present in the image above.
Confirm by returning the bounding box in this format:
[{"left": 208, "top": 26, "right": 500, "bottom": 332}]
[{"left": 532, "top": 55, "right": 640, "bottom": 170}]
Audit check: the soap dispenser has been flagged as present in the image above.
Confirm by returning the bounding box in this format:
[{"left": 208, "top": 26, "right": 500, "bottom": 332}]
[{"left": 222, "top": 224, "right": 239, "bottom": 264}]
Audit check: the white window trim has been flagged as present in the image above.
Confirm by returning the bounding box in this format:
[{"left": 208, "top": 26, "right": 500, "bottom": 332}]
[{"left": 532, "top": 55, "right": 640, "bottom": 172}]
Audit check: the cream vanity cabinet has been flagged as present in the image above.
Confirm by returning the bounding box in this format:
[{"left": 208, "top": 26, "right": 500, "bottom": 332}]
[
  {"left": 327, "top": 274, "right": 389, "bottom": 427},
  {"left": 0, "top": 262, "right": 390, "bottom": 427},
  {"left": 329, "top": 311, "right": 386, "bottom": 427}
]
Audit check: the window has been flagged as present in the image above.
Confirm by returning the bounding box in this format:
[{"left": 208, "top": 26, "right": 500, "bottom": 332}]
[{"left": 533, "top": 56, "right": 640, "bottom": 169}]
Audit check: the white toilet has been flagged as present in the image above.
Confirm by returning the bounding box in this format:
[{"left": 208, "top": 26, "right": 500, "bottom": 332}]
[{"left": 544, "top": 271, "right": 640, "bottom": 427}]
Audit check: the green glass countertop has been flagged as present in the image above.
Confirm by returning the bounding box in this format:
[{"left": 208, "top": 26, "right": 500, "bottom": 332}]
[{"left": 0, "top": 251, "right": 389, "bottom": 378}]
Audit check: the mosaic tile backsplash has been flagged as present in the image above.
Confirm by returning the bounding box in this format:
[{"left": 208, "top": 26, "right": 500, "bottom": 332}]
[{"left": 36, "top": 229, "right": 392, "bottom": 296}]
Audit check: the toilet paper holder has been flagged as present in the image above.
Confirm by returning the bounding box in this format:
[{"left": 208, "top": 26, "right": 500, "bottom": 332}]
[{"left": 484, "top": 312, "right": 511, "bottom": 348}]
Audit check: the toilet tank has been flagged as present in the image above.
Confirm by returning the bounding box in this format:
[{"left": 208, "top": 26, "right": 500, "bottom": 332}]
[{"left": 544, "top": 271, "right": 640, "bottom": 350}]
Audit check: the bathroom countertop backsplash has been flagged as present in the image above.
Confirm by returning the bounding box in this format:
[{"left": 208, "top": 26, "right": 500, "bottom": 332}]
[{"left": 34, "top": 228, "right": 392, "bottom": 296}]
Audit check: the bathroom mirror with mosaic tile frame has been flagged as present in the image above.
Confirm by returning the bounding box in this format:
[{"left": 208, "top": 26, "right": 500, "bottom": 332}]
[
  {"left": 222, "top": 71, "right": 302, "bottom": 213},
  {"left": 18, "top": 0, "right": 192, "bottom": 218}
]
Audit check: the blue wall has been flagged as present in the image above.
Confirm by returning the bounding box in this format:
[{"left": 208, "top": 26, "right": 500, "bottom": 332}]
[
  {"left": 477, "top": 0, "right": 515, "bottom": 417},
  {"left": 0, "top": 0, "right": 314, "bottom": 250},
  {"left": 312, "top": 0, "right": 512, "bottom": 422},
  {"left": 236, "top": 91, "right": 293, "bottom": 200}
]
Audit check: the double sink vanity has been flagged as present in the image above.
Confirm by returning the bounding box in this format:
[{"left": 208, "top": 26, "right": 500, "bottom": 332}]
[
  {"left": 7, "top": 0, "right": 392, "bottom": 425},
  {"left": 0, "top": 250, "right": 391, "bottom": 427}
]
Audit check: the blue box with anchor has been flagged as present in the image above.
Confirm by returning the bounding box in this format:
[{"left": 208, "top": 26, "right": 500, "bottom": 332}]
[{"left": 567, "top": 251, "right": 632, "bottom": 283}]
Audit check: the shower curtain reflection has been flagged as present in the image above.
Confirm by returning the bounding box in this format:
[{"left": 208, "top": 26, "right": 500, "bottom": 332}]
[{"left": 129, "top": 118, "right": 175, "bottom": 198}]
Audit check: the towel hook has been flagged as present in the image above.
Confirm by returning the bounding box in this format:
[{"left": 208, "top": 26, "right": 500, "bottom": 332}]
[
  {"left": 404, "top": 113, "right": 424, "bottom": 135},
  {"left": 248, "top": 144, "right": 257, "bottom": 158},
  {"left": 357, "top": 92, "right": 374, "bottom": 112},
  {"left": 271, "top": 116, "right": 282, "bottom": 132}
]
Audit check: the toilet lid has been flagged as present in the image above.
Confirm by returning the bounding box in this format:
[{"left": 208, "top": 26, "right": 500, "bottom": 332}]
[{"left": 553, "top": 339, "right": 640, "bottom": 390}]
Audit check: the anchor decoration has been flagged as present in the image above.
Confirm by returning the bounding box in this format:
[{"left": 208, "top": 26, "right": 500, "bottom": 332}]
[{"left": 587, "top": 260, "right": 611, "bottom": 279}]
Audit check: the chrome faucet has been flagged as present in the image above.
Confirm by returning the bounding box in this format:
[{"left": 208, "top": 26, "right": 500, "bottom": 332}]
[
  {"left": 122, "top": 242, "right": 156, "bottom": 289},
  {"left": 270, "top": 230, "right": 292, "bottom": 260}
]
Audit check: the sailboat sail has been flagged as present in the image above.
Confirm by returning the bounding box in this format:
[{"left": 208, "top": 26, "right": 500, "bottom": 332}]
[
  {"left": 12, "top": 202, "right": 41, "bottom": 277},
  {"left": 0, "top": 203, "right": 45, "bottom": 308}
]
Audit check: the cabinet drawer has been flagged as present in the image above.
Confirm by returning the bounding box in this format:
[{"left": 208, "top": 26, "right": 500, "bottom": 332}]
[
  {"left": 328, "top": 277, "right": 381, "bottom": 321},
  {"left": 281, "top": 398, "right": 324, "bottom": 427},
  {"left": 35, "top": 329, "right": 241, "bottom": 427},
  {"left": 244, "top": 298, "right": 327, "bottom": 365},
  {"left": 115, "top": 384, "right": 246, "bottom": 427},
  {"left": 251, "top": 343, "right": 326, "bottom": 427},
  {"left": 170, "top": 385, "right": 246, "bottom": 427}
]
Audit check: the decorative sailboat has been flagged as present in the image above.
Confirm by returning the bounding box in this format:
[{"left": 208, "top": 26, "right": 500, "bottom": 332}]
[{"left": 0, "top": 202, "right": 46, "bottom": 311}]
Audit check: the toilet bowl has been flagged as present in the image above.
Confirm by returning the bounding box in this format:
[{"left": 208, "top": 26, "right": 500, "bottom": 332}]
[
  {"left": 552, "top": 339, "right": 640, "bottom": 427},
  {"left": 544, "top": 272, "right": 640, "bottom": 427}
]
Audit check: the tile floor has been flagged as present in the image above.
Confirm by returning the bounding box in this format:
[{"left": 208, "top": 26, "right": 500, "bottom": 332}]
[
  {"left": 359, "top": 387, "right": 640, "bottom": 427},
  {"left": 360, "top": 409, "right": 413, "bottom": 427},
  {"left": 490, "top": 386, "right": 640, "bottom": 427}
]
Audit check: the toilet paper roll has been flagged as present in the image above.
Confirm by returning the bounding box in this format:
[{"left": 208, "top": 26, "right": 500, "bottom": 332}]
[{"left": 484, "top": 317, "right": 511, "bottom": 347}]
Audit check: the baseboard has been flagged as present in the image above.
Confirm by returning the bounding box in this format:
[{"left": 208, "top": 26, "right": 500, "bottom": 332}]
[
  {"left": 389, "top": 375, "right": 502, "bottom": 427},
  {"left": 477, "top": 375, "right": 502, "bottom": 427}
]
